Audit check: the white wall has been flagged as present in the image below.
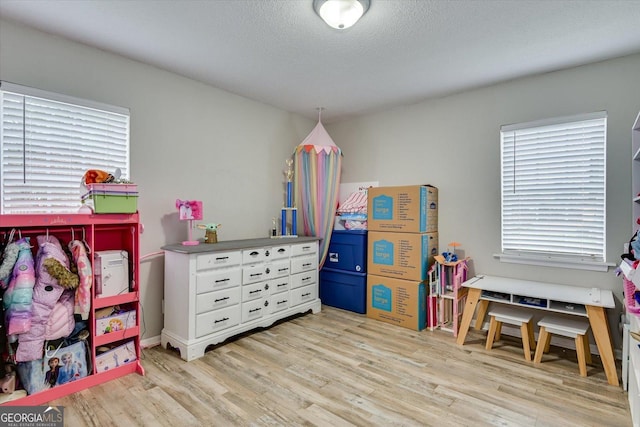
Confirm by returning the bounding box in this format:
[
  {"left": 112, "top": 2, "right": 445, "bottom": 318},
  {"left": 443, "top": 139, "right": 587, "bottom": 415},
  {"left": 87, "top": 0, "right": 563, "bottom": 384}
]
[
  {"left": 0, "top": 19, "right": 315, "bottom": 342},
  {"left": 326, "top": 54, "right": 640, "bottom": 348},
  {"left": 2, "top": 17, "right": 639, "bottom": 351}
]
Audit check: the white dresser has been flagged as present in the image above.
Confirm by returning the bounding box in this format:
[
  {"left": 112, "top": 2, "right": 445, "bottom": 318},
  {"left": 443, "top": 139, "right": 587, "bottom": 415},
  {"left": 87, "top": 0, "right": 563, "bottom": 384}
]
[{"left": 161, "top": 237, "right": 321, "bottom": 361}]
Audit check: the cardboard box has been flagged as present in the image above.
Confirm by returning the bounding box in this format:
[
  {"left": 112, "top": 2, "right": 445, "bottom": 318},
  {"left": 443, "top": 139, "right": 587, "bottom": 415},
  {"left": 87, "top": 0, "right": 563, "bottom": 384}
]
[
  {"left": 95, "top": 310, "right": 137, "bottom": 336},
  {"left": 368, "top": 231, "right": 438, "bottom": 281},
  {"left": 366, "top": 274, "right": 426, "bottom": 331},
  {"left": 368, "top": 185, "right": 437, "bottom": 233}
]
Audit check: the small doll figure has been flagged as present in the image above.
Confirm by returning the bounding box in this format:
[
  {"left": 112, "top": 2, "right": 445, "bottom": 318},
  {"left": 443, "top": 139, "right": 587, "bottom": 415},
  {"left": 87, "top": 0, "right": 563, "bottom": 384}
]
[
  {"left": 45, "top": 357, "right": 60, "bottom": 387},
  {"left": 56, "top": 352, "right": 81, "bottom": 385}
]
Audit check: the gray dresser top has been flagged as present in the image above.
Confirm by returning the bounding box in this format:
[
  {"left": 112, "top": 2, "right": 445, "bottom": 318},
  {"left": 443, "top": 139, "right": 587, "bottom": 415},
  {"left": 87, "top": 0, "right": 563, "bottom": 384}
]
[{"left": 162, "top": 236, "right": 320, "bottom": 254}]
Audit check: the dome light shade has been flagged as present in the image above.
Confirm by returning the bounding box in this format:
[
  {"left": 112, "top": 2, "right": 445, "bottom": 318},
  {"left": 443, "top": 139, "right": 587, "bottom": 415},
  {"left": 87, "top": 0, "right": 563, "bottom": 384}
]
[{"left": 313, "top": 0, "right": 370, "bottom": 30}]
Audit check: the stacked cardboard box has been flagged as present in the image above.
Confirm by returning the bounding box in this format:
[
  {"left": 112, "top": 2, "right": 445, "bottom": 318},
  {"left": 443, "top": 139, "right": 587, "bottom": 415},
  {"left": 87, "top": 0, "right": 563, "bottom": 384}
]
[{"left": 366, "top": 185, "right": 438, "bottom": 331}]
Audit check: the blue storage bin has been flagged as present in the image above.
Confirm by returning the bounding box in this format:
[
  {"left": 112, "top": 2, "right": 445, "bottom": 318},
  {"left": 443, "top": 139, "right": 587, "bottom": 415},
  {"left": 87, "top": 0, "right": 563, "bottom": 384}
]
[
  {"left": 320, "top": 267, "right": 367, "bottom": 314},
  {"left": 325, "top": 230, "right": 367, "bottom": 273}
]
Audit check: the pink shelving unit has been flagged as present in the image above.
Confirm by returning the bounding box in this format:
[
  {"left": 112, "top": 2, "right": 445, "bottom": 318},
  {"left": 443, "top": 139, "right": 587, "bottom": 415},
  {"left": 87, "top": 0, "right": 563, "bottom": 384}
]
[
  {"left": 427, "top": 256, "right": 470, "bottom": 337},
  {"left": 0, "top": 213, "right": 144, "bottom": 405}
]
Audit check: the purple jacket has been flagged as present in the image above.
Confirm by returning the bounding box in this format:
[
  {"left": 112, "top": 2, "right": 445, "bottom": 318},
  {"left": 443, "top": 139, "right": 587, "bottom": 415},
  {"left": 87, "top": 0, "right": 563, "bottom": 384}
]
[{"left": 15, "top": 235, "right": 74, "bottom": 362}]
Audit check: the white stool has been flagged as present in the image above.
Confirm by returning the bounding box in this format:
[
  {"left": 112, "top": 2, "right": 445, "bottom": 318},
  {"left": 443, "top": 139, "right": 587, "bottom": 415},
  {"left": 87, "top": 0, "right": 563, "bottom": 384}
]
[
  {"left": 485, "top": 306, "right": 536, "bottom": 361},
  {"left": 534, "top": 315, "right": 592, "bottom": 377}
]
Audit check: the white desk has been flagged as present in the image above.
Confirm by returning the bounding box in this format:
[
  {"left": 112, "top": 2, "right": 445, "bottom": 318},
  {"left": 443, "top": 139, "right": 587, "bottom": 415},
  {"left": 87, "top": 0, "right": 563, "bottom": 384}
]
[{"left": 456, "top": 275, "right": 619, "bottom": 386}]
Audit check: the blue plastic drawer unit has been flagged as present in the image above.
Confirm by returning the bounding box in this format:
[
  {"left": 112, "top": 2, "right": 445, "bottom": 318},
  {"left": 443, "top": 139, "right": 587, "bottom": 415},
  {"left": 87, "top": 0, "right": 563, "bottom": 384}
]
[
  {"left": 326, "top": 230, "right": 367, "bottom": 273},
  {"left": 319, "top": 268, "right": 367, "bottom": 314}
]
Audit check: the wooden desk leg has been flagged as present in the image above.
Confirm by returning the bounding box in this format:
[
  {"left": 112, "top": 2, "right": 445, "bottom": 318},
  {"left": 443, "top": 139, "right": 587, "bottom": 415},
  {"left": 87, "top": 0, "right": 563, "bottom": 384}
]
[
  {"left": 586, "top": 305, "right": 619, "bottom": 386},
  {"left": 474, "top": 298, "right": 490, "bottom": 331},
  {"left": 456, "top": 288, "right": 484, "bottom": 345}
]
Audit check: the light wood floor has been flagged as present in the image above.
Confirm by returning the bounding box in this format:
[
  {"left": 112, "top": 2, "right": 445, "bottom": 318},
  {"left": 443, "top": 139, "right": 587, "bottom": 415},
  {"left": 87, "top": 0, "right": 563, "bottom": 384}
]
[{"left": 51, "top": 306, "right": 632, "bottom": 426}]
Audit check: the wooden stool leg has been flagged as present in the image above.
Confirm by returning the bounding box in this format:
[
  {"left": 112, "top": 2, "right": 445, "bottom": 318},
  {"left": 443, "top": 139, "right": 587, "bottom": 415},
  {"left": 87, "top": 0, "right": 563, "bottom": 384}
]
[
  {"left": 520, "top": 323, "right": 532, "bottom": 361},
  {"left": 575, "top": 335, "right": 588, "bottom": 377},
  {"left": 544, "top": 332, "right": 551, "bottom": 353},
  {"left": 528, "top": 319, "right": 536, "bottom": 351},
  {"left": 534, "top": 327, "right": 549, "bottom": 364},
  {"left": 495, "top": 321, "right": 503, "bottom": 341},
  {"left": 486, "top": 317, "right": 498, "bottom": 350},
  {"left": 583, "top": 333, "right": 592, "bottom": 364}
]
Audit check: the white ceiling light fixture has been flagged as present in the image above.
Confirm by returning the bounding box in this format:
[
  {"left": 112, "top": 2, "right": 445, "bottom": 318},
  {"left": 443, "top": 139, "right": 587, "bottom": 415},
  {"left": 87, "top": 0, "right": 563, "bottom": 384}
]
[{"left": 313, "top": 0, "right": 370, "bottom": 30}]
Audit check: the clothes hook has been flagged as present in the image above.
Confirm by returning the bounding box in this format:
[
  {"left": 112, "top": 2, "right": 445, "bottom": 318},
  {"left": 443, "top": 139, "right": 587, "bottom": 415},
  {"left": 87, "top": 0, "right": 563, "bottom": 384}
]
[
  {"left": 7, "top": 228, "right": 16, "bottom": 243},
  {"left": 82, "top": 227, "right": 91, "bottom": 254},
  {"left": 71, "top": 228, "right": 75, "bottom": 241}
]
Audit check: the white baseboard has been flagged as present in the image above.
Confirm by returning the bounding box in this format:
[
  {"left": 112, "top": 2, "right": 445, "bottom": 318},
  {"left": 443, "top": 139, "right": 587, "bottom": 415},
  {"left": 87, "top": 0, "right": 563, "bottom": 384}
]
[{"left": 141, "top": 335, "right": 161, "bottom": 349}]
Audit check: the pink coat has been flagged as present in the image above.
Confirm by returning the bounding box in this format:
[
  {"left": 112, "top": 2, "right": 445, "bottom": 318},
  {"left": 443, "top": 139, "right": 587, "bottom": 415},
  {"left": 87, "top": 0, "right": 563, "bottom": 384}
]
[
  {"left": 15, "top": 235, "right": 74, "bottom": 362},
  {"left": 69, "top": 240, "right": 92, "bottom": 320}
]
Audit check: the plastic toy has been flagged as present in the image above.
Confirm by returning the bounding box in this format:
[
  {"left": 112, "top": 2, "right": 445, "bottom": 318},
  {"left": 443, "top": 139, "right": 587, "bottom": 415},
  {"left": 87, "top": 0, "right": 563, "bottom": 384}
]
[{"left": 197, "top": 223, "right": 222, "bottom": 244}]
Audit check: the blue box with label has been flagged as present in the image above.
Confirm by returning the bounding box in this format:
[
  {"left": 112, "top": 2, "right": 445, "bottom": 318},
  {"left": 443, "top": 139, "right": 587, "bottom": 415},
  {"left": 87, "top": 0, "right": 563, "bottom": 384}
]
[
  {"left": 326, "top": 230, "right": 368, "bottom": 273},
  {"left": 320, "top": 268, "right": 367, "bottom": 314}
]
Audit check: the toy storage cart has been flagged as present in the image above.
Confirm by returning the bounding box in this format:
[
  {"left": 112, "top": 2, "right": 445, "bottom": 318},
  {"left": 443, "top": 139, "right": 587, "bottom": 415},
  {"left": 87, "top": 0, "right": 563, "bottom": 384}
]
[{"left": 0, "top": 213, "right": 144, "bottom": 405}]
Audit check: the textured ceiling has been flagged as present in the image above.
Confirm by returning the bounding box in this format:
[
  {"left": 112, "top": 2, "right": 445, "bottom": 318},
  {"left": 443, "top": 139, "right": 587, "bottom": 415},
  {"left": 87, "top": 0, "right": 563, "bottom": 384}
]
[{"left": 2, "top": 0, "right": 640, "bottom": 122}]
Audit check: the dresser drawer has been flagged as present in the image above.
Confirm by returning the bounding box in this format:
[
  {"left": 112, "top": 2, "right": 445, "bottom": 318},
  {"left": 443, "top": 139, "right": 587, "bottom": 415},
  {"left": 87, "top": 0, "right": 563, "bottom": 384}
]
[
  {"left": 268, "top": 276, "right": 290, "bottom": 294},
  {"left": 291, "top": 254, "right": 318, "bottom": 275},
  {"left": 243, "top": 264, "right": 270, "bottom": 284},
  {"left": 290, "top": 284, "right": 318, "bottom": 307},
  {"left": 243, "top": 248, "right": 266, "bottom": 264},
  {"left": 242, "top": 281, "right": 270, "bottom": 302},
  {"left": 269, "top": 293, "right": 290, "bottom": 314},
  {"left": 196, "top": 268, "right": 241, "bottom": 294},
  {"left": 196, "top": 251, "right": 241, "bottom": 271},
  {"left": 196, "top": 305, "right": 240, "bottom": 337},
  {"left": 269, "top": 259, "right": 291, "bottom": 279},
  {"left": 291, "top": 269, "right": 317, "bottom": 289},
  {"left": 196, "top": 287, "right": 241, "bottom": 314},
  {"left": 242, "top": 299, "right": 269, "bottom": 323},
  {"left": 291, "top": 242, "right": 317, "bottom": 257},
  {"left": 266, "top": 245, "right": 290, "bottom": 260}
]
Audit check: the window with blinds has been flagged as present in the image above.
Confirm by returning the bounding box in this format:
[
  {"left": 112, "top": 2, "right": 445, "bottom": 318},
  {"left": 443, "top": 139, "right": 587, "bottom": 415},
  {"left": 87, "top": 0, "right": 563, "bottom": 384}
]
[
  {"left": 0, "top": 81, "right": 130, "bottom": 214},
  {"left": 500, "top": 111, "right": 607, "bottom": 270}
]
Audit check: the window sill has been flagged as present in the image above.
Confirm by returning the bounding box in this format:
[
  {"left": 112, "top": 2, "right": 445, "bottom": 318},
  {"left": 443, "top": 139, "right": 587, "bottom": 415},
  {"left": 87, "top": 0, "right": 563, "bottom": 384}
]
[{"left": 494, "top": 253, "right": 615, "bottom": 272}]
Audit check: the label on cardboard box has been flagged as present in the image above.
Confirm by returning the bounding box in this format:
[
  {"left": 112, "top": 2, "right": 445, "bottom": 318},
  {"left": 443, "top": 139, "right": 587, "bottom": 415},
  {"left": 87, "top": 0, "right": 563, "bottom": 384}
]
[
  {"left": 368, "top": 185, "right": 438, "bottom": 233},
  {"left": 368, "top": 231, "right": 438, "bottom": 281},
  {"left": 366, "top": 274, "right": 426, "bottom": 331}
]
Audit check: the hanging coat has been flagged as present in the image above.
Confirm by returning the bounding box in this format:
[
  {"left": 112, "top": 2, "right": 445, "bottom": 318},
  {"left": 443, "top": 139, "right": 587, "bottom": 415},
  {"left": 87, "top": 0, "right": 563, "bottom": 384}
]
[
  {"left": 15, "top": 235, "right": 74, "bottom": 362},
  {"left": 3, "top": 237, "right": 35, "bottom": 337}
]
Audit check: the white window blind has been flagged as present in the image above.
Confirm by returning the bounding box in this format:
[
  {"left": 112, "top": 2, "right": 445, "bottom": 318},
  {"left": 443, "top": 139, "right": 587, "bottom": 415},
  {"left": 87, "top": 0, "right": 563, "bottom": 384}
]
[
  {"left": 500, "top": 112, "right": 607, "bottom": 269},
  {"left": 0, "top": 81, "right": 130, "bottom": 214}
]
